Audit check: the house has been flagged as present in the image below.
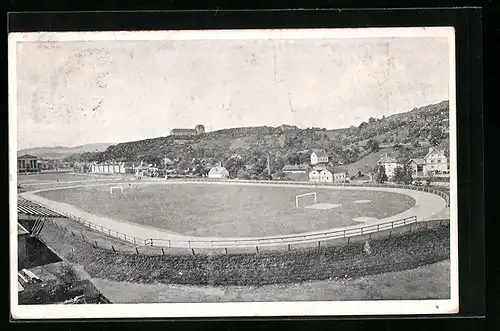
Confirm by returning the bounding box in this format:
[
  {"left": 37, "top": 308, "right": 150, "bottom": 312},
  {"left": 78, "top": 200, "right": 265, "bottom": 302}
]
[
  {"left": 333, "top": 171, "right": 347, "bottom": 183},
  {"left": 208, "top": 166, "right": 229, "bottom": 179},
  {"left": 406, "top": 159, "right": 426, "bottom": 177},
  {"left": 423, "top": 147, "right": 448, "bottom": 175},
  {"left": 91, "top": 162, "right": 126, "bottom": 174},
  {"left": 170, "top": 124, "right": 205, "bottom": 137},
  {"left": 377, "top": 154, "right": 402, "bottom": 178},
  {"left": 17, "top": 155, "right": 40, "bottom": 173},
  {"left": 309, "top": 168, "right": 333, "bottom": 183},
  {"left": 310, "top": 149, "right": 329, "bottom": 165}
]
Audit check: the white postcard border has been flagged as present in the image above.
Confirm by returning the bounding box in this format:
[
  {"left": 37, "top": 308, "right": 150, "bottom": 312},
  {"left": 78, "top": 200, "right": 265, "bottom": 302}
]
[{"left": 9, "top": 27, "right": 458, "bottom": 319}]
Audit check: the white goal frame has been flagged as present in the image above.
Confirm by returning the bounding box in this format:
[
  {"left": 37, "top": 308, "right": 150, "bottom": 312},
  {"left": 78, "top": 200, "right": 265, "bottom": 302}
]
[
  {"left": 295, "top": 192, "right": 317, "bottom": 207},
  {"left": 110, "top": 186, "right": 124, "bottom": 196}
]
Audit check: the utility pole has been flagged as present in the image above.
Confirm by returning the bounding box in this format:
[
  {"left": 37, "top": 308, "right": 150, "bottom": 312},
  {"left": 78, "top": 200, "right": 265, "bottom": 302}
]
[{"left": 267, "top": 152, "right": 271, "bottom": 179}]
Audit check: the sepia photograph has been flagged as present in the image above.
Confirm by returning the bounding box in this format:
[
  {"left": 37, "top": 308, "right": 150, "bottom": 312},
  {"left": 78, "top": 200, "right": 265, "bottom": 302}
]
[{"left": 9, "top": 27, "right": 458, "bottom": 319}]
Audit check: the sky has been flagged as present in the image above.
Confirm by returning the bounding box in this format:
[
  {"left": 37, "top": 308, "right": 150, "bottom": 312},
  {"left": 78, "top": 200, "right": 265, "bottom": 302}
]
[{"left": 15, "top": 36, "right": 450, "bottom": 150}]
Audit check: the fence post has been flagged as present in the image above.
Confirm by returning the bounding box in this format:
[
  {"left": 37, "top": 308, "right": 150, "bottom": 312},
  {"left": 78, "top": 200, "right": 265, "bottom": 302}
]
[
  {"left": 318, "top": 241, "right": 321, "bottom": 249},
  {"left": 111, "top": 245, "right": 115, "bottom": 252},
  {"left": 94, "top": 240, "right": 98, "bottom": 248},
  {"left": 225, "top": 247, "right": 228, "bottom": 254},
  {"left": 288, "top": 244, "right": 291, "bottom": 251},
  {"left": 135, "top": 247, "right": 139, "bottom": 254},
  {"left": 169, "top": 240, "right": 171, "bottom": 248},
  {"left": 256, "top": 246, "right": 259, "bottom": 253},
  {"left": 347, "top": 237, "right": 350, "bottom": 246},
  {"left": 191, "top": 248, "right": 195, "bottom": 256},
  {"left": 162, "top": 248, "right": 165, "bottom": 255}
]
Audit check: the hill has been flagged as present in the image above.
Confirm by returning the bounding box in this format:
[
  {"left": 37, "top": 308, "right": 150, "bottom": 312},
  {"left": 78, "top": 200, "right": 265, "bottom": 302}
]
[
  {"left": 65, "top": 101, "right": 450, "bottom": 179},
  {"left": 18, "top": 143, "right": 114, "bottom": 160}
]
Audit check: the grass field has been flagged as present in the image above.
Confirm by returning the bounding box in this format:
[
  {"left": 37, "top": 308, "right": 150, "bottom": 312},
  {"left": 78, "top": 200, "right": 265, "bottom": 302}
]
[{"left": 36, "top": 182, "right": 415, "bottom": 237}]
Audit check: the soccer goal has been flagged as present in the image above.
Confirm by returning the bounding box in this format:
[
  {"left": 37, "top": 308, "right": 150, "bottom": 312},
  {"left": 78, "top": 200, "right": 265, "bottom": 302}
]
[
  {"left": 295, "top": 192, "right": 317, "bottom": 207},
  {"left": 110, "top": 186, "right": 124, "bottom": 197}
]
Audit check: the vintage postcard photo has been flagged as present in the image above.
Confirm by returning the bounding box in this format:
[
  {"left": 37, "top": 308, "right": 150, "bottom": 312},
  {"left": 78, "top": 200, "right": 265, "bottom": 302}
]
[{"left": 9, "top": 27, "right": 458, "bottom": 319}]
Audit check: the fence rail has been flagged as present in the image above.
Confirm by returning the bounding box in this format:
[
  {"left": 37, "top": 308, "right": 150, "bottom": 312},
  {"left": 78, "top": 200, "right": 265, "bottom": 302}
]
[{"left": 21, "top": 178, "right": 449, "bottom": 250}]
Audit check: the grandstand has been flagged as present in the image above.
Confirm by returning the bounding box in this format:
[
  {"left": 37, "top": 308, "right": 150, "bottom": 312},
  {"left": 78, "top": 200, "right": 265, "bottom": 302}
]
[{"left": 17, "top": 197, "right": 62, "bottom": 218}]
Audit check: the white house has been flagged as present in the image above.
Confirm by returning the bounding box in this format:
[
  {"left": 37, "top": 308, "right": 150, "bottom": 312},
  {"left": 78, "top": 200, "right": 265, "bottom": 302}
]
[
  {"left": 310, "top": 149, "right": 329, "bottom": 165},
  {"left": 377, "top": 154, "right": 402, "bottom": 178},
  {"left": 91, "top": 162, "right": 126, "bottom": 174},
  {"left": 423, "top": 147, "right": 448, "bottom": 174},
  {"left": 333, "top": 171, "right": 347, "bottom": 183},
  {"left": 208, "top": 166, "right": 229, "bottom": 179},
  {"left": 309, "top": 168, "right": 333, "bottom": 183}
]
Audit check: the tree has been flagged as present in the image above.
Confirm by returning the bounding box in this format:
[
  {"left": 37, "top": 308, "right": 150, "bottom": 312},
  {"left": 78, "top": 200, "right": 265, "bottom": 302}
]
[
  {"left": 176, "top": 159, "right": 191, "bottom": 173},
  {"left": 402, "top": 164, "right": 413, "bottom": 184},
  {"left": 236, "top": 169, "right": 251, "bottom": 180},
  {"left": 424, "top": 170, "right": 435, "bottom": 187},
  {"left": 412, "top": 140, "right": 421, "bottom": 148},
  {"left": 429, "top": 126, "right": 444, "bottom": 146},
  {"left": 392, "top": 166, "right": 405, "bottom": 183},
  {"left": 224, "top": 157, "right": 245, "bottom": 178},
  {"left": 366, "top": 139, "right": 380, "bottom": 152},
  {"left": 374, "top": 165, "right": 388, "bottom": 184},
  {"left": 274, "top": 171, "right": 286, "bottom": 180}
]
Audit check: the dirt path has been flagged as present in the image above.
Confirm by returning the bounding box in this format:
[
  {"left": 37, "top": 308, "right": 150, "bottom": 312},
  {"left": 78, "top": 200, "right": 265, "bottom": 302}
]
[{"left": 20, "top": 180, "right": 447, "bottom": 247}]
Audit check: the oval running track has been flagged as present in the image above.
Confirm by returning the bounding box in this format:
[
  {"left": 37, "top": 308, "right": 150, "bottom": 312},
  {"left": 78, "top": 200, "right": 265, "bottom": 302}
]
[{"left": 19, "top": 180, "right": 447, "bottom": 247}]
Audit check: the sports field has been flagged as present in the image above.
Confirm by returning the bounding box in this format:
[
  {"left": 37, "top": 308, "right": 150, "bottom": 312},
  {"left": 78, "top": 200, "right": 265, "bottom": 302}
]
[{"left": 36, "top": 182, "right": 416, "bottom": 238}]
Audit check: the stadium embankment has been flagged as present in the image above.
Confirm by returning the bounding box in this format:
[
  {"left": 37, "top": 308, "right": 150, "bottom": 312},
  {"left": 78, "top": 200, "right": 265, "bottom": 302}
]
[{"left": 38, "top": 219, "right": 450, "bottom": 286}]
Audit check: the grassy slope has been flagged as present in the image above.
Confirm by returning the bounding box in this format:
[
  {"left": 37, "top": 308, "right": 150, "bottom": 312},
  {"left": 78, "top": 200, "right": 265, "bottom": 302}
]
[{"left": 93, "top": 259, "right": 450, "bottom": 303}]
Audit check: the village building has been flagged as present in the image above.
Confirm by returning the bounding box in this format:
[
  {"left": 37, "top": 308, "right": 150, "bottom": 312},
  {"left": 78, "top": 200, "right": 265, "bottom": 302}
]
[
  {"left": 91, "top": 162, "right": 127, "bottom": 174},
  {"left": 170, "top": 124, "right": 205, "bottom": 137},
  {"left": 406, "top": 158, "right": 426, "bottom": 177},
  {"left": 309, "top": 168, "right": 333, "bottom": 183},
  {"left": 208, "top": 165, "right": 229, "bottom": 179},
  {"left": 422, "top": 147, "right": 449, "bottom": 175},
  {"left": 17, "top": 154, "right": 40, "bottom": 174},
  {"left": 377, "top": 154, "right": 402, "bottom": 178},
  {"left": 333, "top": 171, "right": 347, "bottom": 183},
  {"left": 310, "top": 149, "right": 329, "bottom": 165},
  {"left": 281, "top": 164, "right": 309, "bottom": 181}
]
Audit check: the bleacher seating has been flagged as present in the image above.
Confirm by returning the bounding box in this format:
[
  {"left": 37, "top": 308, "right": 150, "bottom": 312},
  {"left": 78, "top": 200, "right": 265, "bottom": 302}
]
[{"left": 17, "top": 197, "right": 62, "bottom": 218}]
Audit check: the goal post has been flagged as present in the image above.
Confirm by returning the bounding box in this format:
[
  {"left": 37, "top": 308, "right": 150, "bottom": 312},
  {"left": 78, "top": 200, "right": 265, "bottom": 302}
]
[
  {"left": 110, "top": 186, "right": 124, "bottom": 197},
  {"left": 295, "top": 192, "right": 317, "bottom": 207}
]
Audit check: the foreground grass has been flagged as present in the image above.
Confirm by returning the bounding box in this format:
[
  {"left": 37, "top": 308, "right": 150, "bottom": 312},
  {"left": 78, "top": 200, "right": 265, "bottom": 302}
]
[{"left": 92, "top": 259, "right": 450, "bottom": 303}]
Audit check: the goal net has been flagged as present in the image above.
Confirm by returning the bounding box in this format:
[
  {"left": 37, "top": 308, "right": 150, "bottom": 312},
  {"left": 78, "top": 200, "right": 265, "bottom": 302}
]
[
  {"left": 295, "top": 192, "right": 317, "bottom": 207},
  {"left": 110, "top": 186, "right": 124, "bottom": 197}
]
